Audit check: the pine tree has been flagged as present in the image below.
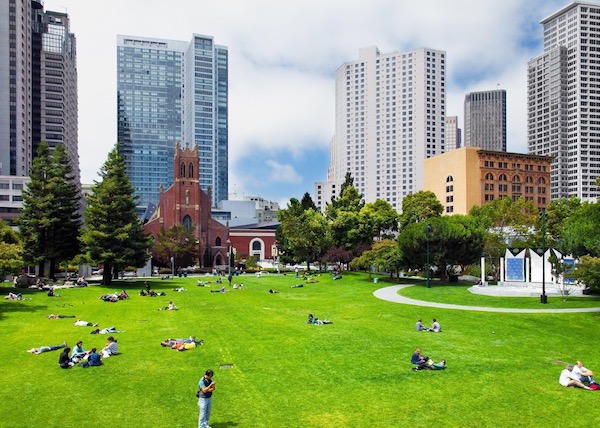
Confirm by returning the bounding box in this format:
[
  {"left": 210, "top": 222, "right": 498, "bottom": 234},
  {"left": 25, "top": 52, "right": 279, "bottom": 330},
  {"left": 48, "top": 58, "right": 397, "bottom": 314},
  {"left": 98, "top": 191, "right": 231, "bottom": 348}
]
[
  {"left": 81, "top": 146, "right": 152, "bottom": 285},
  {"left": 18, "top": 143, "right": 81, "bottom": 278}
]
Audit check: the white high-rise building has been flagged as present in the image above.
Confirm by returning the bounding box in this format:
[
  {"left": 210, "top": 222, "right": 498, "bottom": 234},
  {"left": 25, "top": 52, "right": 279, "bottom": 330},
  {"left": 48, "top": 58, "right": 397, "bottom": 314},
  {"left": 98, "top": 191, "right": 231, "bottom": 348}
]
[
  {"left": 325, "top": 46, "right": 446, "bottom": 211},
  {"left": 528, "top": 1, "right": 600, "bottom": 201}
]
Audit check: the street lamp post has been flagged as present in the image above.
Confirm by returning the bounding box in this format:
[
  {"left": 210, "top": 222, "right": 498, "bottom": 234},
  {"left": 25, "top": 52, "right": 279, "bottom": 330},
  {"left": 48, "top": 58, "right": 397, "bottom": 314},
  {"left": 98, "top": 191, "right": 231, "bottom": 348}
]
[
  {"left": 540, "top": 210, "right": 547, "bottom": 304},
  {"left": 426, "top": 222, "right": 431, "bottom": 288}
]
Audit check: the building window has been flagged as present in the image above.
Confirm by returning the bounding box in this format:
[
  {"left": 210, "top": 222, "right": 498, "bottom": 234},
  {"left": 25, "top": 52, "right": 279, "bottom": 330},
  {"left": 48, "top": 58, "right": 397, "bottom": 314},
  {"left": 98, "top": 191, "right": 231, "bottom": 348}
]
[
  {"left": 499, "top": 174, "right": 508, "bottom": 181},
  {"left": 180, "top": 163, "right": 186, "bottom": 178},
  {"left": 485, "top": 173, "right": 494, "bottom": 180},
  {"left": 182, "top": 215, "right": 192, "bottom": 230},
  {"left": 188, "top": 163, "right": 194, "bottom": 178},
  {"left": 538, "top": 177, "right": 546, "bottom": 184},
  {"left": 446, "top": 175, "right": 454, "bottom": 182},
  {"left": 216, "top": 237, "right": 222, "bottom": 247}
]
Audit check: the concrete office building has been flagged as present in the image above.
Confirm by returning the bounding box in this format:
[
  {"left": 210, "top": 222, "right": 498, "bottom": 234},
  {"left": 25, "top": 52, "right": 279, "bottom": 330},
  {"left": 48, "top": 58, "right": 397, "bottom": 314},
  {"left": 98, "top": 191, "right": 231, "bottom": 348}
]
[
  {"left": 528, "top": 2, "right": 600, "bottom": 201},
  {"left": 445, "top": 115, "right": 461, "bottom": 150},
  {"left": 117, "top": 34, "right": 228, "bottom": 210},
  {"left": 464, "top": 89, "right": 506, "bottom": 152},
  {"left": 325, "top": 46, "right": 446, "bottom": 211}
]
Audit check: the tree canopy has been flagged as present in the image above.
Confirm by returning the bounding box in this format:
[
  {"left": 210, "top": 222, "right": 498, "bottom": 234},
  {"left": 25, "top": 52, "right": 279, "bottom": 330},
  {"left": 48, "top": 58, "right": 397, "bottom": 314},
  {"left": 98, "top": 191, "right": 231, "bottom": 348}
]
[
  {"left": 399, "top": 191, "right": 443, "bottom": 228},
  {"left": 152, "top": 225, "right": 199, "bottom": 271},
  {"left": 0, "top": 219, "right": 22, "bottom": 276},
  {"left": 17, "top": 143, "right": 81, "bottom": 278},
  {"left": 80, "top": 146, "right": 152, "bottom": 285}
]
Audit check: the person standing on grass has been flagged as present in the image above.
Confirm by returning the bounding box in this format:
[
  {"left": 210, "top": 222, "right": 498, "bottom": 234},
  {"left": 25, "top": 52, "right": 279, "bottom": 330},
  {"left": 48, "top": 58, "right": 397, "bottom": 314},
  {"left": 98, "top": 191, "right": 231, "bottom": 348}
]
[{"left": 198, "top": 369, "right": 216, "bottom": 428}]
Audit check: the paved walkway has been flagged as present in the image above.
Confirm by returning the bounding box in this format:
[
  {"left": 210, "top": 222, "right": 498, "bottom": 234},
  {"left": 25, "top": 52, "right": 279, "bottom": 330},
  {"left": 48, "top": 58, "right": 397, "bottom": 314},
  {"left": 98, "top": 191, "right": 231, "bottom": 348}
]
[{"left": 373, "top": 284, "right": 600, "bottom": 313}]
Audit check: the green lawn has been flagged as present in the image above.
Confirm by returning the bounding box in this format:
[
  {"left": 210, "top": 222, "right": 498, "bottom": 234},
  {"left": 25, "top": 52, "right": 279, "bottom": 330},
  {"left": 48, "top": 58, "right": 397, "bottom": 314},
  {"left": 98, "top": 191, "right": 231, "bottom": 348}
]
[{"left": 1, "top": 272, "right": 599, "bottom": 427}]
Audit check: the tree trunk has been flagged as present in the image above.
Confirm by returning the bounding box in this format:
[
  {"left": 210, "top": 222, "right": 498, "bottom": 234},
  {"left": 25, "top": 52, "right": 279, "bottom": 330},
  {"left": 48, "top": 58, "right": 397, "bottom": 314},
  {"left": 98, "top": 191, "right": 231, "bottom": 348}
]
[
  {"left": 49, "top": 258, "right": 56, "bottom": 280},
  {"left": 102, "top": 262, "right": 112, "bottom": 286},
  {"left": 38, "top": 261, "right": 45, "bottom": 278}
]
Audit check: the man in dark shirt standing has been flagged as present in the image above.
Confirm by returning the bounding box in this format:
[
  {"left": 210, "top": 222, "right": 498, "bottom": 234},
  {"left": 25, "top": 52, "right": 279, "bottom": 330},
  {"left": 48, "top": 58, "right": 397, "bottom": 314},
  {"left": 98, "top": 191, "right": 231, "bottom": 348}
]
[{"left": 198, "top": 369, "right": 216, "bottom": 428}]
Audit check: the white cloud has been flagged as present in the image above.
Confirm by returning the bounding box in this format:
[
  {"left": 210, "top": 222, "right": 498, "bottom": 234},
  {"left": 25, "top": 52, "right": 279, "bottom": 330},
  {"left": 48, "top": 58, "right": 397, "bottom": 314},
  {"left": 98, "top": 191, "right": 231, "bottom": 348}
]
[
  {"left": 264, "top": 160, "right": 303, "bottom": 184},
  {"left": 45, "top": 0, "right": 568, "bottom": 202}
]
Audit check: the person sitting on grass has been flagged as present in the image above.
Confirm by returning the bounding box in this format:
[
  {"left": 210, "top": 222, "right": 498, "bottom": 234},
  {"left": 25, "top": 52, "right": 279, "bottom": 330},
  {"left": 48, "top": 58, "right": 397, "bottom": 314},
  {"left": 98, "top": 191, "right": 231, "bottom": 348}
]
[
  {"left": 159, "top": 301, "right": 178, "bottom": 311},
  {"left": 573, "top": 361, "right": 595, "bottom": 384},
  {"left": 74, "top": 319, "right": 98, "bottom": 327},
  {"left": 76, "top": 276, "right": 88, "bottom": 286},
  {"left": 58, "top": 347, "right": 74, "bottom": 369},
  {"left": 71, "top": 341, "right": 89, "bottom": 362},
  {"left": 87, "top": 348, "right": 102, "bottom": 366},
  {"left": 27, "top": 342, "right": 67, "bottom": 354},
  {"left": 411, "top": 347, "right": 431, "bottom": 370},
  {"left": 415, "top": 318, "right": 425, "bottom": 331},
  {"left": 101, "top": 336, "right": 118, "bottom": 358},
  {"left": 426, "top": 318, "right": 441, "bottom": 332},
  {"left": 560, "top": 364, "right": 592, "bottom": 390},
  {"left": 47, "top": 287, "right": 60, "bottom": 297}
]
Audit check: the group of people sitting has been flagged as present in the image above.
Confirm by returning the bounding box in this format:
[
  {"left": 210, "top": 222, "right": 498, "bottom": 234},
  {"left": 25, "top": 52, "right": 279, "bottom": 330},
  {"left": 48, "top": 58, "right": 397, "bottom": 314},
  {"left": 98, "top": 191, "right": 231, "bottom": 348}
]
[
  {"left": 306, "top": 313, "right": 333, "bottom": 325},
  {"left": 29, "top": 337, "right": 118, "bottom": 368},
  {"left": 160, "top": 336, "right": 203, "bottom": 351},
  {"left": 415, "top": 318, "right": 441, "bottom": 332},
  {"left": 559, "top": 361, "right": 597, "bottom": 390},
  {"left": 411, "top": 347, "right": 446, "bottom": 370}
]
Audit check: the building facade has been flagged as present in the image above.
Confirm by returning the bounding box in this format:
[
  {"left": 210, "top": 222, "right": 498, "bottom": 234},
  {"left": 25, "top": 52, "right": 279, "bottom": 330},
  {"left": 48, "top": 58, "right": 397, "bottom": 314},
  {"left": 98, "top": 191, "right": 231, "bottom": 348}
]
[
  {"left": 445, "top": 115, "right": 461, "bottom": 150},
  {"left": 144, "top": 143, "right": 229, "bottom": 268},
  {"left": 32, "top": 8, "right": 79, "bottom": 184},
  {"left": 528, "top": 2, "right": 600, "bottom": 201},
  {"left": 0, "top": 0, "right": 79, "bottom": 223},
  {"left": 314, "top": 179, "right": 343, "bottom": 213},
  {"left": 325, "top": 46, "right": 446, "bottom": 212},
  {"left": 424, "top": 147, "right": 552, "bottom": 215},
  {"left": 464, "top": 89, "right": 506, "bottom": 152},
  {"left": 117, "top": 34, "right": 228, "bottom": 211}
]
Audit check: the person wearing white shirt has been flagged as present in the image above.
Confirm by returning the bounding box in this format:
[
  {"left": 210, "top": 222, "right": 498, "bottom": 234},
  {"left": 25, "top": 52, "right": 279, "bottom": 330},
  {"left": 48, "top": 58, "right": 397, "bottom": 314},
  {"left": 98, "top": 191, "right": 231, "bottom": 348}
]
[
  {"left": 572, "top": 361, "right": 595, "bottom": 384},
  {"left": 559, "top": 365, "right": 592, "bottom": 390}
]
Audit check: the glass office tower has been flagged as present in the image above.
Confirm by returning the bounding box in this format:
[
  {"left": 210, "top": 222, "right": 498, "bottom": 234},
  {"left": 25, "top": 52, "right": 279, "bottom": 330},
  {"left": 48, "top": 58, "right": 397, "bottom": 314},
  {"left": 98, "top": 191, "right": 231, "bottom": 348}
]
[{"left": 117, "top": 34, "right": 228, "bottom": 210}]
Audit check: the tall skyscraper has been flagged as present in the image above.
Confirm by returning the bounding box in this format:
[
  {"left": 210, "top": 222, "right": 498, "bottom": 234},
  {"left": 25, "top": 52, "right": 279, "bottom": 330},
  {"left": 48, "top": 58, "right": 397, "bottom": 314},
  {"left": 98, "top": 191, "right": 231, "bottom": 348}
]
[
  {"left": 0, "top": 0, "right": 78, "bottom": 223},
  {"left": 32, "top": 7, "right": 79, "bottom": 184},
  {"left": 117, "top": 34, "right": 228, "bottom": 210},
  {"left": 326, "top": 46, "right": 446, "bottom": 211},
  {"left": 464, "top": 89, "right": 506, "bottom": 152},
  {"left": 528, "top": 2, "right": 600, "bottom": 201},
  {"left": 445, "top": 116, "right": 461, "bottom": 150},
  {"left": 0, "top": 0, "right": 34, "bottom": 177}
]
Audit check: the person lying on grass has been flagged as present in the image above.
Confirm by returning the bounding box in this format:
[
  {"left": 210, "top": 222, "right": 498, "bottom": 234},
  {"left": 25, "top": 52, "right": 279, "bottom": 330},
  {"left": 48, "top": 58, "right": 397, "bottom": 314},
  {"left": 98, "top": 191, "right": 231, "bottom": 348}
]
[
  {"left": 159, "top": 301, "right": 178, "bottom": 311},
  {"left": 161, "top": 337, "right": 204, "bottom": 350},
  {"left": 210, "top": 287, "right": 228, "bottom": 293},
  {"left": 74, "top": 319, "right": 98, "bottom": 327},
  {"left": 47, "top": 314, "right": 76, "bottom": 319},
  {"left": 306, "top": 313, "right": 333, "bottom": 325},
  {"left": 5, "top": 292, "right": 30, "bottom": 300},
  {"left": 90, "top": 326, "right": 124, "bottom": 334},
  {"left": 27, "top": 342, "right": 67, "bottom": 354}
]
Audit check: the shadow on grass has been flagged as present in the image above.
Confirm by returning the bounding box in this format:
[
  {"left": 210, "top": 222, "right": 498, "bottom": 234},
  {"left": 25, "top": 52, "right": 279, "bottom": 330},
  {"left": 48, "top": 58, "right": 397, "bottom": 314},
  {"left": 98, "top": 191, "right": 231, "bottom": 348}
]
[
  {"left": 0, "top": 300, "right": 48, "bottom": 321},
  {"left": 212, "top": 422, "right": 239, "bottom": 427}
]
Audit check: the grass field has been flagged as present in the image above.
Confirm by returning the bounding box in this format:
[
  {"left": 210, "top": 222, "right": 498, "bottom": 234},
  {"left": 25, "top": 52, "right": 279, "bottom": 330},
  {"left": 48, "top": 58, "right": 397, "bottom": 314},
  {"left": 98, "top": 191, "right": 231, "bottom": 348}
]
[{"left": 1, "top": 272, "right": 599, "bottom": 428}]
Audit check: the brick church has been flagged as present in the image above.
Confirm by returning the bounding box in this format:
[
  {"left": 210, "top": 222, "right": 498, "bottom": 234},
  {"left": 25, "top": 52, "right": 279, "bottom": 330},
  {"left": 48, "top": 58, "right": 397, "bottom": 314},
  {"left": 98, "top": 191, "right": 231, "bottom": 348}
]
[{"left": 145, "top": 143, "right": 229, "bottom": 268}]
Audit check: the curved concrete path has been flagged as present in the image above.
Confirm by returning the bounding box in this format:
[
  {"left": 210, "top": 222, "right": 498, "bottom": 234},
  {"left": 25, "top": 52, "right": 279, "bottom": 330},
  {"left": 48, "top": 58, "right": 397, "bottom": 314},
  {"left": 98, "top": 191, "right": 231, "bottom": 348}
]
[{"left": 373, "top": 284, "right": 600, "bottom": 313}]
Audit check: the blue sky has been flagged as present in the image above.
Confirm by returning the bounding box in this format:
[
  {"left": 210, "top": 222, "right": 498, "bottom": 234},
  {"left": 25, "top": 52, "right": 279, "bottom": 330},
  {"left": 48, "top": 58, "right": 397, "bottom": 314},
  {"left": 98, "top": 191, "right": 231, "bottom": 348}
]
[{"left": 47, "top": 0, "right": 570, "bottom": 207}]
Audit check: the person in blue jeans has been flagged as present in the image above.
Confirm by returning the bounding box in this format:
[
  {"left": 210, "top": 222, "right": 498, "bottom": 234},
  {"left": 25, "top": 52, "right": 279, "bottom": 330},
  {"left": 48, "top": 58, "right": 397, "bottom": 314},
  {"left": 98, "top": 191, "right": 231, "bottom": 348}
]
[
  {"left": 198, "top": 369, "right": 216, "bottom": 428},
  {"left": 88, "top": 348, "right": 102, "bottom": 366}
]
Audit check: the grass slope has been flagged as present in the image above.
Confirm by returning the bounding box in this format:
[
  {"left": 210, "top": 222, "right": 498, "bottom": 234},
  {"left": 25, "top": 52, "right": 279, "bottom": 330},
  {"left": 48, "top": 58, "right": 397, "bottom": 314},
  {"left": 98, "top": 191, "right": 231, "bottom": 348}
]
[{"left": 1, "top": 272, "right": 599, "bottom": 427}]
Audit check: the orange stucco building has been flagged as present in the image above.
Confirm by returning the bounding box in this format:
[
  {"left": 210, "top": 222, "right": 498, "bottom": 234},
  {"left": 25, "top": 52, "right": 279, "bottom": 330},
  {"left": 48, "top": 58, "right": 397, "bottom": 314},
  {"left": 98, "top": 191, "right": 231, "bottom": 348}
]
[{"left": 424, "top": 147, "right": 552, "bottom": 215}]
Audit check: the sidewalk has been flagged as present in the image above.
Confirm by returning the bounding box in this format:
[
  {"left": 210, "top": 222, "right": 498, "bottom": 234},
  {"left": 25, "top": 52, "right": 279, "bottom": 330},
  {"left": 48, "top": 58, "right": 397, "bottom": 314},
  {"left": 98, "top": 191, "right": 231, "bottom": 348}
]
[{"left": 373, "top": 284, "right": 600, "bottom": 313}]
